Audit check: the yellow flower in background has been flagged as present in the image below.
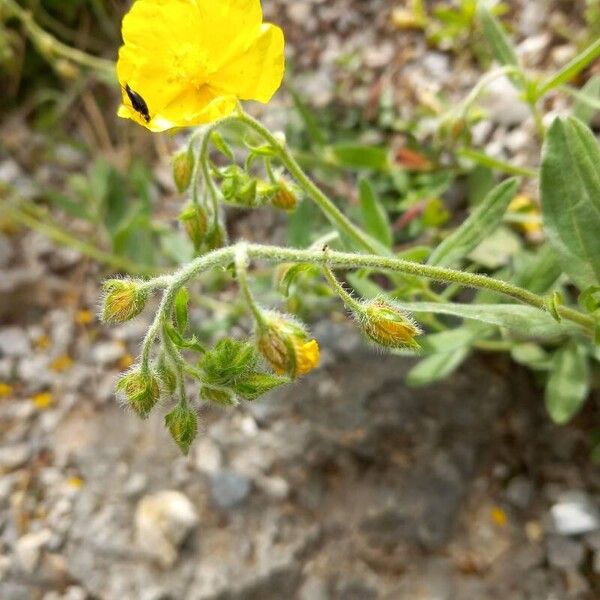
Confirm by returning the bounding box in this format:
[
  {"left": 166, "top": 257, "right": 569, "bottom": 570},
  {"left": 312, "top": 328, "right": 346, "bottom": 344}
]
[{"left": 117, "top": 0, "right": 285, "bottom": 132}]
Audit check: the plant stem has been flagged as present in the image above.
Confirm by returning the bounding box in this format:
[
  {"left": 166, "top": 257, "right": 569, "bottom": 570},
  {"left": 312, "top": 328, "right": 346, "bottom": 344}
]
[
  {"left": 322, "top": 264, "right": 364, "bottom": 313},
  {"left": 235, "top": 109, "right": 381, "bottom": 254},
  {"left": 234, "top": 243, "right": 267, "bottom": 326},
  {"left": 138, "top": 242, "right": 595, "bottom": 359}
]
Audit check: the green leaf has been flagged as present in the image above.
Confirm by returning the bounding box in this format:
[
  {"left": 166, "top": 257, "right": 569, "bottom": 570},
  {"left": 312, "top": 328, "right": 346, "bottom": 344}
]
[
  {"left": 279, "top": 264, "right": 318, "bottom": 297},
  {"left": 458, "top": 148, "right": 537, "bottom": 178},
  {"left": 232, "top": 372, "right": 289, "bottom": 401},
  {"left": 545, "top": 343, "right": 590, "bottom": 424},
  {"left": 200, "top": 338, "right": 257, "bottom": 387},
  {"left": 290, "top": 88, "right": 326, "bottom": 146},
  {"left": 165, "top": 404, "right": 198, "bottom": 455},
  {"left": 359, "top": 178, "right": 393, "bottom": 248},
  {"left": 45, "top": 191, "right": 92, "bottom": 221},
  {"left": 406, "top": 346, "right": 471, "bottom": 387},
  {"left": 346, "top": 272, "right": 386, "bottom": 299},
  {"left": 201, "top": 386, "right": 238, "bottom": 407},
  {"left": 428, "top": 178, "right": 519, "bottom": 267},
  {"left": 330, "top": 144, "right": 389, "bottom": 171},
  {"left": 210, "top": 131, "right": 234, "bottom": 160},
  {"left": 164, "top": 324, "right": 206, "bottom": 354},
  {"left": 536, "top": 38, "right": 600, "bottom": 100},
  {"left": 478, "top": 6, "right": 519, "bottom": 69},
  {"left": 175, "top": 288, "right": 189, "bottom": 333},
  {"left": 571, "top": 75, "right": 600, "bottom": 124},
  {"left": 579, "top": 285, "right": 600, "bottom": 313},
  {"left": 397, "top": 302, "right": 580, "bottom": 338},
  {"left": 540, "top": 117, "right": 600, "bottom": 289},
  {"left": 511, "top": 343, "right": 552, "bottom": 371}
]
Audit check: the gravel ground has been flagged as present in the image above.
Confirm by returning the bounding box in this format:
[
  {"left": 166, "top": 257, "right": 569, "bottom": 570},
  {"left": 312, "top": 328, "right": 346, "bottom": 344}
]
[{"left": 1, "top": 0, "right": 600, "bottom": 598}]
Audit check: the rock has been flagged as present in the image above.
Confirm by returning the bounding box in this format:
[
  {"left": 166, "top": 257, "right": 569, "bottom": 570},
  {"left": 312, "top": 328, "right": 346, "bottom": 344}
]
[
  {"left": 0, "top": 554, "right": 10, "bottom": 581},
  {"left": 505, "top": 476, "right": 534, "bottom": 510},
  {"left": 546, "top": 535, "right": 585, "bottom": 570},
  {"left": 480, "top": 76, "right": 531, "bottom": 126},
  {"left": 14, "top": 529, "right": 52, "bottom": 574},
  {"left": 0, "top": 234, "right": 14, "bottom": 269},
  {"left": 210, "top": 470, "right": 251, "bottom": 509},
  {"left": 17, "top": 354, "right": 53, "bottom": 391},
  {"left": 549, "top": 491, "right": 600, "bottom": 536},
  {"left": 135, "top": 490, "right": 198, "bottom": 568},
  {"left": 124, "top": 472, "right": 148, "bottom": 498},
  {"left": 298, "top": 576, "right": 330, "bottom": 600},
  {"left": 0, "top": 327, "right": 31, "bottom": 358},
  {"left": 91, "top": 341, "right": 125, "bottom": 366},
  {"left": 193, "top": 438, "right": 223, "bottom": 474},
  {"left": 0, "top": 444, "right": 31, "bottom": 470}
]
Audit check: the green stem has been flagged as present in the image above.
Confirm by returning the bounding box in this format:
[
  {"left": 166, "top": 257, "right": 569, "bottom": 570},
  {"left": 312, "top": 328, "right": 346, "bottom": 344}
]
[
  {"left": 138, "top": 242, "right": 595, "bottom": 358},
  {"left": 322, "top": 264, "right": 364, "bottom": 313},
  {"left": 3, "top": 0, "right": 115, "bottom": 79},
  {"left": 234, "top": 243, "right": 266, "bottom": 326},
  {"left": 198, "top": 124, "right": 223, "bottom": 226},
  {"left": 235, "top": 109, "right": 380, "bottom": 254}
]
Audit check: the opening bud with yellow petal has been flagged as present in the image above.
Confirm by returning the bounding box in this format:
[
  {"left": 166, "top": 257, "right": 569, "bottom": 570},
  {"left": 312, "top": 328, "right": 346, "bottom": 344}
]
[
  {"left": 257, "top": 312, "right": 320, "bottom": 379},
  {"left": 172, "top": 147, "right": 194, "bottom": 193},
  {"left": 179, "top": 203, "right": 208, "bottom": 251},
  {"left": 116, "top": 368, "right": 161, "bottom": 419},
  {"left": 270, "top": 178, "right": 299, "bottom": 211},
  {"left": 358, "top": 299, "right": 421, "bottom": 350},
  {"left": 165, "top": 404, "right": 198, "bottom": 455},
  {"left": 101, "top": 279, "right": 149, "bottom": 324}
]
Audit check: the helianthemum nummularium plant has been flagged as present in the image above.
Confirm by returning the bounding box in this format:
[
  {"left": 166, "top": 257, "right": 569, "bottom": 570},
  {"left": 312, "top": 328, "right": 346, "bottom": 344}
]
[{"left": 98, "top": 0, "right": 600, "bottom": 454}]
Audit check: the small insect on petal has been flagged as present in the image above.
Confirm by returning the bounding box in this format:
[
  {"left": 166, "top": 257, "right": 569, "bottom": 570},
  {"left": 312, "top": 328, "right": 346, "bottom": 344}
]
[{"left": 124, "top": 84, "right": 151, "bottom": 123}]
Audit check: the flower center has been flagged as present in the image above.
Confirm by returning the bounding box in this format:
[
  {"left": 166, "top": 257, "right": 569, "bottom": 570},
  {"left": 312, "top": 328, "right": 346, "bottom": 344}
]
[{"left": 168, "top": 44, "right": 208, "bottom": 90}]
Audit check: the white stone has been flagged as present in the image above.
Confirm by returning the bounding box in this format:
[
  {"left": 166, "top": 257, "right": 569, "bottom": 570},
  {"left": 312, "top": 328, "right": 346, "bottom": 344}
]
[
  {"left": 91, "top": 341, "right": 125, "bottom": 366},
  {"left": 193, "top": 438, "right": 223, "bottom": 475},
  {"left": 0, "top": 327, "right": 31, "bottom": 358},
  {"left": 0, "top": 444, "right": 31, "bottom": 470},
  {"left": 135, "top": 490, "right": 198, "bottom": 568},
  {"left": 14, "top": 529, "right": 52, "bottom": 574},
  {"left": 550, "top": 491, "right": 600, "bottom": 536}
]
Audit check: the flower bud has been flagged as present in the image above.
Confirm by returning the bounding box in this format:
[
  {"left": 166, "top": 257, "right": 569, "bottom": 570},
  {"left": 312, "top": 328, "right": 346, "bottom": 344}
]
[
  {"left": 117, "top": 368, "right": 161, "bottom": 418},
  {"left": 172, "top": 148, "right": 194, "bottom": 193},
  {"left": 359, "top": 299, "right": 421, "bottom": 350},
  {"left": 179, "top": 203, "right": 208, "bottom": 251},
  {"left": 200, "top": 386, "right": 238, "bottom": 406},
  {"left": 157, "top": 357, "right": 177, "bottom": 394},
  {"left": 220, "top": 166, "right": 258, "bottom": 207},
  {"left": 257, "top": 312, "right": 320, "bottom": 379},
  {"left": 101, "top": 279, "right": 148, "bottom": 324},
  {"left": 165, "top": 404, "right": 198, "bottom": 455},
  {"left": 270, "top": 178, "right": 298, "bottom": 211},
  {"left": 205, "top": 222, "right": 227, "bottom": 250}
]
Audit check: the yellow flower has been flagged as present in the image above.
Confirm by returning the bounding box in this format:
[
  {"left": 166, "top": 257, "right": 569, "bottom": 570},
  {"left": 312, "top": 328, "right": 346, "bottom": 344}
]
[
  {"left": 116, "top": 0, "right": 285, "bottom": 132},
  {"left": 257, "top": 312, "right": 320, "bottom": 378},
  {"left": 0, "top": 383, "right": 13, "bottom": 398},
  {"left": 33, "top": 392, "right": 54, "bottom": 410}
]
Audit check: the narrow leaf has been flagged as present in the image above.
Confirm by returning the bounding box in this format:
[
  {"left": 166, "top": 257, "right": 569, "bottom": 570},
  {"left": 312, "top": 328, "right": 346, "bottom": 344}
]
[
  {"left": 540, "top": 117, "right": 600, "bottom": 289},
  {"left": 175, "top": 287, "right": 189, "bottom": 333},
  {"left": 571, "top": 75, "right": 600, "bottom": 124},
  {"left": 536, "top": 37, "right": 600, "bottom": 99},
  {"left": 406, "top": 346, "right": 471, "bottom": 387},
  {"left": 330, "top": 144, "right": 389, "bottom": 171},
  {"left": 359, "top": 178, "right": 393, "bottom": 248},
  {"left": 428, "top": 178, "right": 519, "bottom": 267},
  {"left": 397, "top": 302, "right": 580, "bottom": 338},
  {"left": 545, "top": 343, "right": 590, "bottom": 424},
  {"left": 478, "top": 6, "right": 519, "bottom": 68}
]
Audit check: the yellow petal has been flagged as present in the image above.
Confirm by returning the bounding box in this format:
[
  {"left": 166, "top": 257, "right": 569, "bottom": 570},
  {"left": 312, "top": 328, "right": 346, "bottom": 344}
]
[{"left": 210, "top": 24, "right": 285, "bottom": 103}]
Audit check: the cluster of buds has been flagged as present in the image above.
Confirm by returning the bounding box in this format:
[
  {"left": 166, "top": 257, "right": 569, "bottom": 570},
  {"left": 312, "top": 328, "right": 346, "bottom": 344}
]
[
  {"left": 356, "top": 298, "right": 422, "bottom": 350},
  {"left": 116, "top": 368, "right": 161, "bottom": 419},
  {"left": 257, "top": 311, "right": 320, "bottom": 379},
  {"left": 101, "top": 279, "right": 149, "bottom": 324}
]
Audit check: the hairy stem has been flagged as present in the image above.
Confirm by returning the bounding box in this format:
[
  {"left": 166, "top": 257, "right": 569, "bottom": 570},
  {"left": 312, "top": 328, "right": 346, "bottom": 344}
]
[{"left": 138, "top": 242, "right": 595, "bottom": 360}]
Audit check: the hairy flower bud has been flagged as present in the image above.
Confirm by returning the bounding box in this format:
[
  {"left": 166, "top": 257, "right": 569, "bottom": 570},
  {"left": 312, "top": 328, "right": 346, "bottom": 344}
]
[
  {"left": 179, "top": 203, "right": 208, "bottom": 251},
  {"left": 165, "top": 404, "right": 198, "bottom": 454},
  {"left": 257, "top": 312, "right": 320, "bottom": 379},
  {"left": 201, "top": 386, "right": 238, "bottom": 406},
  {"left": 270, "top": 178, "right": 298, "bottom": 211},
  {"left": 359, "top": 299, "right": 421, "bottom": 350},
  {"left": 117, "top": 368, "right": 161, "bottom": 418},
  {"left": 172, "top": 148, "right": 194, "bottom": 193},
  {"left": 101, "top": 279, "right": 148, "bottom": 324},
  {"left": 205, "top": 223, "right": 227, "bottom": 250}
]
